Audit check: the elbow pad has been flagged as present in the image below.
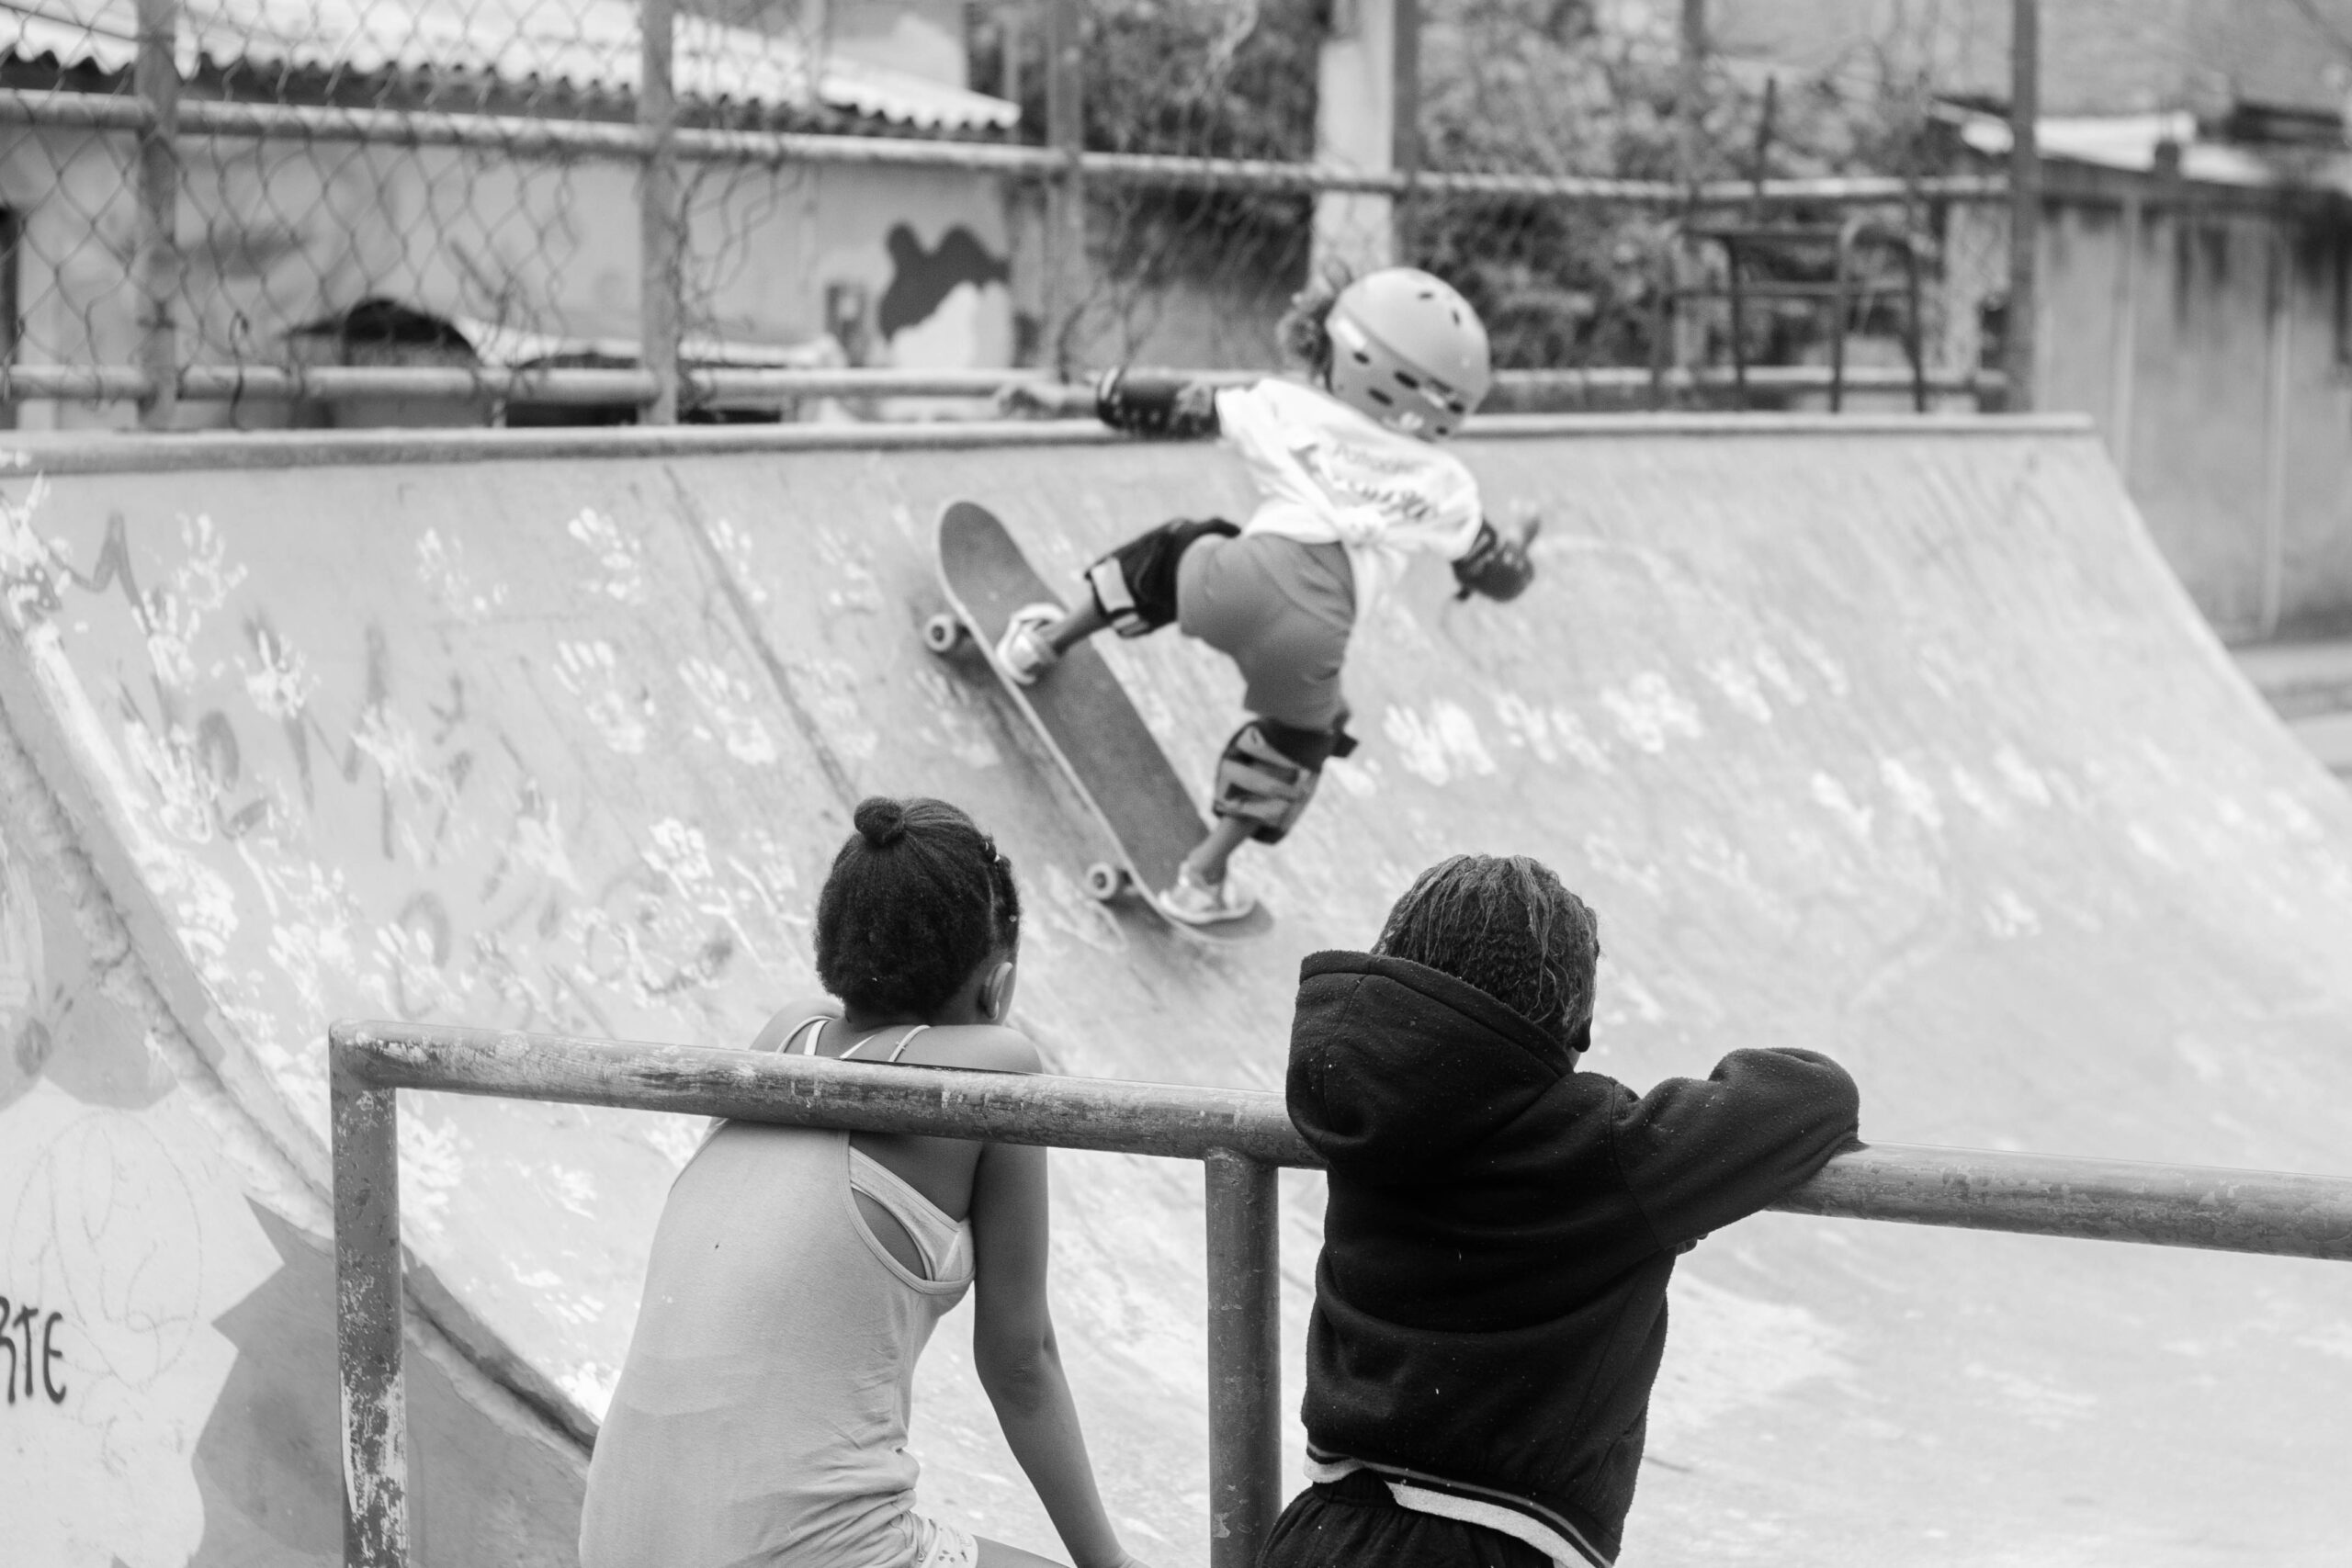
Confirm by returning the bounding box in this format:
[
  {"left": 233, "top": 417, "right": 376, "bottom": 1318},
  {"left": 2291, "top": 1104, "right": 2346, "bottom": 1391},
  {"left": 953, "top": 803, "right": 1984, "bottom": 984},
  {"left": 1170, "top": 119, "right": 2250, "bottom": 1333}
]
[
  {"left": 1452, "top": 519, "right": 1536, "bottom": 602},
  {"left": 1092, "top": 368, "right": 1223, "bottom": 438}
]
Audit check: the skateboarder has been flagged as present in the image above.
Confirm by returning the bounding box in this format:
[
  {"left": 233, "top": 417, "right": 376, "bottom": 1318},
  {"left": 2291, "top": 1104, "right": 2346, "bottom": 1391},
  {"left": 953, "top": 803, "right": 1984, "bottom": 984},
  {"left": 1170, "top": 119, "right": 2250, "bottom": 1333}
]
[
  {"left": 1267, "top": 853, "right": 1860, "bottom": 1567},
  {"left": 582, "top": 796, "right": 1154, "bottom": 1568},
  {"left": 996, "top": 266, "right": 1536, "bottom": 926}
]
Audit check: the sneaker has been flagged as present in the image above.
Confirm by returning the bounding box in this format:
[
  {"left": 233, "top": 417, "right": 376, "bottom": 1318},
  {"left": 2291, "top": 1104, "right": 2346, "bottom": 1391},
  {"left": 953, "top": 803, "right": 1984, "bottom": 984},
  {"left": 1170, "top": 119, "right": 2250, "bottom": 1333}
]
[
  {"left": 995, "top": 603, "right": 1063, "bottom": 686},
  {"left": 1154, "top": 864, "right": 1258, "bottom": 926}
]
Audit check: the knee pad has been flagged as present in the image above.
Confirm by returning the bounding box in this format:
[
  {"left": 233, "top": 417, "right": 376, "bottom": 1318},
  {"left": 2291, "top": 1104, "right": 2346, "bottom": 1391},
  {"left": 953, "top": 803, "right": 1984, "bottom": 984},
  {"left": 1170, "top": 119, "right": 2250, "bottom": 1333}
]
[
  {"left": 1212, "top": 719, "right": 1340, "bottom": 844},
  {"left": 1086, "top": 516, "right": 1238, "bottom": 637}
]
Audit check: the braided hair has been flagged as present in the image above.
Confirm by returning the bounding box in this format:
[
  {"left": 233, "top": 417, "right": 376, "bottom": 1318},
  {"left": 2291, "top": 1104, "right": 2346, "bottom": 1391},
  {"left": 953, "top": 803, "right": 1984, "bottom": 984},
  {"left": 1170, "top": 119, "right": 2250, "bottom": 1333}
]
[
  {"left": 1373, "top": 854, "right": 1600, "bottom": 1047},
  {"left": 815, "top": 796, "right": 1022, "bottom": 1018}
]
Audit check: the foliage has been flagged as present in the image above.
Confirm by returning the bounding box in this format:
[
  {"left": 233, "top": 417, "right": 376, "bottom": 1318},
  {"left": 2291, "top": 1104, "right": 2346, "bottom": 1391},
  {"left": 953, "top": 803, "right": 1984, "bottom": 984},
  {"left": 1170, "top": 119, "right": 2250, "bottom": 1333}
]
[
  {"left": 1413, "top": 0, "right": 1956, "bottom": 370},
  {"left": 970, "top": 0, "right": 1960, "bottom": 371}
]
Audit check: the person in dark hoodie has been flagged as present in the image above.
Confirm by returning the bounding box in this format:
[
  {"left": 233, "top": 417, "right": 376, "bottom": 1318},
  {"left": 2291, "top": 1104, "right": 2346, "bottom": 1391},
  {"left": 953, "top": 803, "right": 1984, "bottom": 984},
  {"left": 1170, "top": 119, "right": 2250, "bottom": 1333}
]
[{"left": 1266, "top": 853, "right": 1860, "bottom": 1568}]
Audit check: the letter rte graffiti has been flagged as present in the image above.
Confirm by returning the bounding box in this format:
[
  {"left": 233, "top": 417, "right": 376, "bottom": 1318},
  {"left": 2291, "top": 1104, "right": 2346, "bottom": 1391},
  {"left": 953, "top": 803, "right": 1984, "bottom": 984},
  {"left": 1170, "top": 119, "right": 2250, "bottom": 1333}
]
[{"left": 0, "top": 1295, "right": 69, "bottom": 1405}]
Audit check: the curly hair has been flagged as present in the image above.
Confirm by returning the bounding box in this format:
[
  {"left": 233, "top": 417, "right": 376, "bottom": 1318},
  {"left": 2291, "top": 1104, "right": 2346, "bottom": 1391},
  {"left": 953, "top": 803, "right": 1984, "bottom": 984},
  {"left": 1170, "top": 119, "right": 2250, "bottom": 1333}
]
[
  {"left": 1373, "top": 854, "right": 1600, "bottom": 1046},
  {"left": 1275, "top": 262, "right": 1354, "bottom": 382},
  {"left": 815, "top": 796, "right": 1022, "bottom": 1017}
]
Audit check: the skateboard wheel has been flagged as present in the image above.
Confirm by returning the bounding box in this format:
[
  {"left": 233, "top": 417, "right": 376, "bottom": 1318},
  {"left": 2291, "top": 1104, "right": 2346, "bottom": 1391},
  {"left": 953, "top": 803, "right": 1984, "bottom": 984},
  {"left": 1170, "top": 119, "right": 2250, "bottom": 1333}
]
[
  {"left": 922, "top": 614, "right": 967, "bottom": 654},
  {"left": 1083, "top": 863, "right": 1127, "bottom": 902}
]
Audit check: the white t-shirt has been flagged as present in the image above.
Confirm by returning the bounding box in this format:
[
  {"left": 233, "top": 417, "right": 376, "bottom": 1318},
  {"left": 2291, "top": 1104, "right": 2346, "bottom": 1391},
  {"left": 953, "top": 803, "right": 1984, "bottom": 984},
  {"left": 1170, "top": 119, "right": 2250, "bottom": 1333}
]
[{"left": 1213, "top": 378, "right": 1485, "bottom": 613}]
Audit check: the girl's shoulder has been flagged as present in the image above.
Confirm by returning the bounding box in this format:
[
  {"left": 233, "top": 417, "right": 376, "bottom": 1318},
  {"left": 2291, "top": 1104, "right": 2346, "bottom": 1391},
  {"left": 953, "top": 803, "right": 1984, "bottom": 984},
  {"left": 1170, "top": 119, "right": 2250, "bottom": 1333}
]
[
  {"left": 746, "top": 995, "right": 839, "bottom": 1054},
  {"left": 899, "top": 1022, "right": 1042, "bottom": 1077}
]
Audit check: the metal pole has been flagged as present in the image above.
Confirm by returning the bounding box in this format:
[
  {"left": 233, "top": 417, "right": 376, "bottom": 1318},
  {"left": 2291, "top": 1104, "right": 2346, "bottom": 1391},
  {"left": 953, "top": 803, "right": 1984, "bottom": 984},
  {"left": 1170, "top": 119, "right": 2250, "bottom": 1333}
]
[
  {"left": 334, "top": 1056, "right": 409, "bottom": 1568},
  {"left": 1725, "top": 241, "right": 1748, "bottom": 408},
  {"left": 2106, "top": 192, "right": 2143, "bottom": 476},
  {"left": 132, "top": 0, "right": 179, "bottom": 429},
  {"left": 1672, "top": 0, "right": 1708, "bottom": 378},
  {"left": 1830, "top": 223, "right": 1851, "bottom": 414},
  {"left": 639, "top": 0, "right": 681, "bottom": 425},
  {"left": 1389, "top": 0, "right": 1420, "bottom": 265},
  {"left": 1043, "top": 0, "right": 1084, "bottom": 373},
  {"left": 1678, "top": 0, "right": 1707, "bottom": 191},
  {"left": 2259, "top": 232, "right": 2293, "bottom": 638},
  {"left": 2005, "top": 0, "right": 2041, "bottom": 411},
  {"left": 1204, "top": 1150, "right": 1282, "bottom": 1568}
]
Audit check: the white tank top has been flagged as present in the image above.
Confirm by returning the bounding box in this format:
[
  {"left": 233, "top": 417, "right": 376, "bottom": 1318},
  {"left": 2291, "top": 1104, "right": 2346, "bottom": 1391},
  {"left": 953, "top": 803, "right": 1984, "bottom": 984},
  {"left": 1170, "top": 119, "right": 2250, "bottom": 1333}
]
[{"left": 579, "top": 1019, "right": 977, "bottom": 1568}]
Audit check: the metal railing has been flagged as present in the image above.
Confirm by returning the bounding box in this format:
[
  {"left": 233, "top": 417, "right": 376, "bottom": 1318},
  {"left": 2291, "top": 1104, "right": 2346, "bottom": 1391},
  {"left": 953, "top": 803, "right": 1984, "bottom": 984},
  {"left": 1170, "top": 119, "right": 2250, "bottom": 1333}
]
[{"left": 329, "top": 1020, "right": 2352, "bottom": 1568}]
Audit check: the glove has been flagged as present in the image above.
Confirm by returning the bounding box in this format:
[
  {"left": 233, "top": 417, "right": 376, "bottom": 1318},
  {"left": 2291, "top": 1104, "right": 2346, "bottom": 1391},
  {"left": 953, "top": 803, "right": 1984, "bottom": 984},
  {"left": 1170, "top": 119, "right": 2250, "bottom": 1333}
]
[{"left": 1452, "top": 514, "right": 1540, "bottom": 602}]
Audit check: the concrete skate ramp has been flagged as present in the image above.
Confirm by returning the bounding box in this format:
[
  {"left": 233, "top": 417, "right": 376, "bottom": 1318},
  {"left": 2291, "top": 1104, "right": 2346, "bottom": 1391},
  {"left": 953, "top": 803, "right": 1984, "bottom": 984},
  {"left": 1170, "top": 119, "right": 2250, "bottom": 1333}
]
[{"left": 1, "top": 416, "right": 2348, "bottom": 1568}]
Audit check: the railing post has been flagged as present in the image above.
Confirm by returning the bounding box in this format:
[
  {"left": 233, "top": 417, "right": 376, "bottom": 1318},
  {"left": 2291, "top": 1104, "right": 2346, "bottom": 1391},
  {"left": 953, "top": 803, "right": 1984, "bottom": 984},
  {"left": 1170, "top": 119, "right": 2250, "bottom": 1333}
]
[
  {"left": 639, "top": 0, "right": 681, "bottom": 424},
  {"left": 1204, "top": 1149, "right": 1281, "bottom": 1568},
  {"left": 334, "top": 1054, "right": 410, "bottom": 1568},
  {"left": 132, "top": 0, "right": 180, "bottom": 428}
]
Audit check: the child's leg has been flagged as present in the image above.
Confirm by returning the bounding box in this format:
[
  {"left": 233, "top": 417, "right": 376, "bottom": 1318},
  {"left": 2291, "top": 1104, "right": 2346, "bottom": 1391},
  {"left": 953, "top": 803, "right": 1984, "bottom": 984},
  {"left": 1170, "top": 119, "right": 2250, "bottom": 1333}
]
[
  {"left": 1083, "top": 516, "right": 1238, "bottom": 640},
  {"left": 1000, "top": 516, "right": 1236, "bottom": 682},
  {"left": 1037, "top": 594, "right": 1112, "bottom": 655},
  {"left": 1201, "top": 716, "right": 1351, "bottom": 863},
  {"left": 973, "top": 1538, "right": 1069, "bottom": 1567},
  {"left": 1180, "top": 811, "right": 1257, "bottom": 886}
]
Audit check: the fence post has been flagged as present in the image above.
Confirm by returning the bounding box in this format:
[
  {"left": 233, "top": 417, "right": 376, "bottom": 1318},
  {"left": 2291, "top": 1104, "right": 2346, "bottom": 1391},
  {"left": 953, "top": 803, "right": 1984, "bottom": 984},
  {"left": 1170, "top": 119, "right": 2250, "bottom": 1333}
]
[
  {"left": 1670, "top": 0, "right": 1707, "bottom": 382},
  {"left": 639, "top": 0, "right": 681, "bottom": 424},
  {"left": 132, "top": 0, "right": 179, "bottom": 428},
  {"left": 1389, "top": 0, "right": 1419, "bottom": 264},
  {"left": 2106, "top": 190, "right": 2142, "bottom": 475},
  {"left": 1204, "top": 1150, "right": 1281, "bottom": 1568},
  {"left": 334, "top": 1055, "right": 410, "bottom": 1568},
  {"left": 2005, "top": 0, "right": 2040, "bottom": 411},
  {"left": 2259, "top": 231, "right": 2293, "bottom": 638},
  {"left": 1043, "top": 0, "right": 1085, "bottom": 374}
]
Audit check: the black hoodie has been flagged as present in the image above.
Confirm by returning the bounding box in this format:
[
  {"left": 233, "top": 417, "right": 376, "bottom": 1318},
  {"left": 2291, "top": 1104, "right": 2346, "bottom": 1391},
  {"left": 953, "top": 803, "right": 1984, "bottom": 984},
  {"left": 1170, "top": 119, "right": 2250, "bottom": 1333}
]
[{"left": 1287, "top": 951, "right": 1860, "bottom": 1566}]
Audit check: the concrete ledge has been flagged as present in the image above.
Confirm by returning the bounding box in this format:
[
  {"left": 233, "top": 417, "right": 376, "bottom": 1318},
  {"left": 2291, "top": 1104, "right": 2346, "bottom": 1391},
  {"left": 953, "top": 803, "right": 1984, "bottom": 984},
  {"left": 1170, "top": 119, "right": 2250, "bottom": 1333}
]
[{"left": 0, "top": 411, "right": 2101, "bottom": 476}]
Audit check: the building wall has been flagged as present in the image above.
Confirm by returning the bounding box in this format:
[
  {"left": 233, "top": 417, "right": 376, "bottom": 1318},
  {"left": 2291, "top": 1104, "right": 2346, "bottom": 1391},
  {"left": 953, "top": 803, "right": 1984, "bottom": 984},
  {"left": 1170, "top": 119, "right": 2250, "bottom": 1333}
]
[
  {"left": 0, "top": 128, "right": 1018, "bottom": 430},
  {"left": 1970, "top": 170, "right": 2352, "bottom": 639},
  {"left": 1712, "top": 0, "right": 2352, "bottom": 118}
]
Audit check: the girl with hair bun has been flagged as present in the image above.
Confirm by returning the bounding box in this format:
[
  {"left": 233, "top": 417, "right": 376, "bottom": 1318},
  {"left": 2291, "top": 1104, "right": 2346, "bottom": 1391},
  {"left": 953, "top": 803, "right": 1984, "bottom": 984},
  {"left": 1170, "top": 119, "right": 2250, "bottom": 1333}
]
[{"left": 582, "top": 796, "right": 1152, "bottom": 1568}]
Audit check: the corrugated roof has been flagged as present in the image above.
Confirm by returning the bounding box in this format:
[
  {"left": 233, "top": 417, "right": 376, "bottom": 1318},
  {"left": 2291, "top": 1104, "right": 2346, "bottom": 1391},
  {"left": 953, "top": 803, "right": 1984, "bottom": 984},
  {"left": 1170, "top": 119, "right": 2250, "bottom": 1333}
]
[
  {"left": 0, "top": 0, "right": 1019, "bottom": 130},
  {"left": 1955, "top": 109, "right": 2352, "bottom": 193}
]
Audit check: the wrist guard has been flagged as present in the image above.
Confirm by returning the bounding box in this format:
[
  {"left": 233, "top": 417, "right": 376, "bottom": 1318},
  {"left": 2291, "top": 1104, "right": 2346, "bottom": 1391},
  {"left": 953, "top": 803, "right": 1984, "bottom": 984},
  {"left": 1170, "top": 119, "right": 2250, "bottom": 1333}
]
[
  {"left": 1093, "top": 368, "right": 1223, "bottom": 439},
  {"left": 1452, "top": 518, "right": 1536, "bottom": 603}
]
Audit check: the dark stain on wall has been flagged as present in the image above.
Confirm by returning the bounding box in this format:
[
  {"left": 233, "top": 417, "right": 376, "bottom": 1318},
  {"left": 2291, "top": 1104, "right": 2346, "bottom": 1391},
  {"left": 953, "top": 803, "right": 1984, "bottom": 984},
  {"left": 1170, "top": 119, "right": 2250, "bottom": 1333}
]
[{"left": 876, "top": 224, "right": 1011, "bottom": 340}]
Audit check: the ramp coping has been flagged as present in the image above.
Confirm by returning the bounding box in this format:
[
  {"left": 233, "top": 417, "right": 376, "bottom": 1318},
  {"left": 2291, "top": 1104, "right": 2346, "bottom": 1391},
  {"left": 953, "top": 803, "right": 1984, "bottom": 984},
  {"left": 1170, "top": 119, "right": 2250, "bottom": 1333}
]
[{"left": 0, "top": 412, "right": 2099, "bottom": 477}]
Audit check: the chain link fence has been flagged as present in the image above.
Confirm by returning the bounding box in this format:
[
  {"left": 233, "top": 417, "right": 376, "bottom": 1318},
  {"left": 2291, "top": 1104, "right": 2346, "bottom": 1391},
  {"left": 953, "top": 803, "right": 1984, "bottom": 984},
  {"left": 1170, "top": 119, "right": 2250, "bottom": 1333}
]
[{"left": 0, "top": 0, "right": 2008, "bottom": 429}]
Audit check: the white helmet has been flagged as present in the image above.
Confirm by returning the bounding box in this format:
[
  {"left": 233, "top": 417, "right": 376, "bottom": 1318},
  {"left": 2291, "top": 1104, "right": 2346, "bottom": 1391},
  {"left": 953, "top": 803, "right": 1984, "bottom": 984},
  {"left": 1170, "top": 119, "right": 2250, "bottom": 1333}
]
[{"left": 1326, "top": 267, "right": 1493, "bottom": 438}]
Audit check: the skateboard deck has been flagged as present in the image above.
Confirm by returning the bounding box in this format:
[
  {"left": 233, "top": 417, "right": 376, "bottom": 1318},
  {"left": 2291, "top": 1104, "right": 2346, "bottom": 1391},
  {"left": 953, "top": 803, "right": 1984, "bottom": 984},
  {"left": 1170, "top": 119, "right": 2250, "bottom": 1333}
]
[{"left": 929, "top": 502, "right": 1272, "bottom": 939}]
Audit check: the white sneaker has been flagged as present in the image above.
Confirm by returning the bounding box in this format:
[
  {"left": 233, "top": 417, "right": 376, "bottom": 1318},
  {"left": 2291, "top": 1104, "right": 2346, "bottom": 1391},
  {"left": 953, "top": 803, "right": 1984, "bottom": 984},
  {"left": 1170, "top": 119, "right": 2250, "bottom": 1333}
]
[
  {"left": 1154, "top": 864, "right": 1258, "bottom": 926},
  {"left": 995, "top": 603, "right": 1063, "bottom": 686}
]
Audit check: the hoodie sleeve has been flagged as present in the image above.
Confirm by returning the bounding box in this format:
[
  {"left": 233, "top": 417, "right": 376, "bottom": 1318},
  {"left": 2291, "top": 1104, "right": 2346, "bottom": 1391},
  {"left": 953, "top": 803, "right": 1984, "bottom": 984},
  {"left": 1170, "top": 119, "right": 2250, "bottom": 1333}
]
[{"left": 1609, "top": 1047, "right": 1860, "bottom": 1251}]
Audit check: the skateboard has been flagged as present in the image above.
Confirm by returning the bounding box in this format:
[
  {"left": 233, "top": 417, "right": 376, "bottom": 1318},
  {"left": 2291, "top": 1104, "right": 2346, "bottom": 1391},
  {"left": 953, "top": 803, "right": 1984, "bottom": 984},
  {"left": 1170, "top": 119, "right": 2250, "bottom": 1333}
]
[{"left": 926, "top": 501, "right": 1272, "bottom": 939}]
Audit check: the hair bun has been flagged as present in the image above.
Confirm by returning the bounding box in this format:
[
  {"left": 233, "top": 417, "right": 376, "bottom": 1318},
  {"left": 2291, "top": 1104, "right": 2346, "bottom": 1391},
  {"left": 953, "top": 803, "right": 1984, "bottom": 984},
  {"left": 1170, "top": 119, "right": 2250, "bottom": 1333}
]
[{"left": 854, "top": 796, "right": 909, "bottom": 848}]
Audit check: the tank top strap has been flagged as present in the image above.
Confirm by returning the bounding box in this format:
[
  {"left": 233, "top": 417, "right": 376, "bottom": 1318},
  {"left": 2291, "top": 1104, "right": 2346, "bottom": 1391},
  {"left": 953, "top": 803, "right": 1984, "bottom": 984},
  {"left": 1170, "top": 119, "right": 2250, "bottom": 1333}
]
[
  {"left": 839, "top": 1022, "right": 929, "bottom": 1063},
  {"left": 783, "top": 1015, "right": 830, "bottom": 1055}
]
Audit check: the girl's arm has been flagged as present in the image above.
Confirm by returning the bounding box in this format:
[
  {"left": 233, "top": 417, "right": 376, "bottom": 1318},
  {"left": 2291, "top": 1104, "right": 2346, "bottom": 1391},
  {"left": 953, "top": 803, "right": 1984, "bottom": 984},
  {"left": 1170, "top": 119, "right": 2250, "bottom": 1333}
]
[
  {"left": 999, "top": 369, "right": 1221, "bottom": 439},
  {"left": 968, "top": 1139, "right": 1139, "bottom": 1568}
]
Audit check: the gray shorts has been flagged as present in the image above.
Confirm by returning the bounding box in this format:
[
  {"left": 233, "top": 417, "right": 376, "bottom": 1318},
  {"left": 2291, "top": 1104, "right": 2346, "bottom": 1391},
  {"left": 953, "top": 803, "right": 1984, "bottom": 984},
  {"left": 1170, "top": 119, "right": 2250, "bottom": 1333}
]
[{"left": 1176, "top": 533, "right": 1354, "bottom": 731}]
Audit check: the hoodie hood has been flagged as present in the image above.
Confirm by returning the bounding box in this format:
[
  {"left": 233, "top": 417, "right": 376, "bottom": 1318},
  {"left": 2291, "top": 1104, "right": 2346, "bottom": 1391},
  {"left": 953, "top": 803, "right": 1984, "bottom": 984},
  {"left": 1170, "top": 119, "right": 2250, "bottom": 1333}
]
[{"left": 1288, "top": 950, "right": 1573, "bottom": 1182}]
